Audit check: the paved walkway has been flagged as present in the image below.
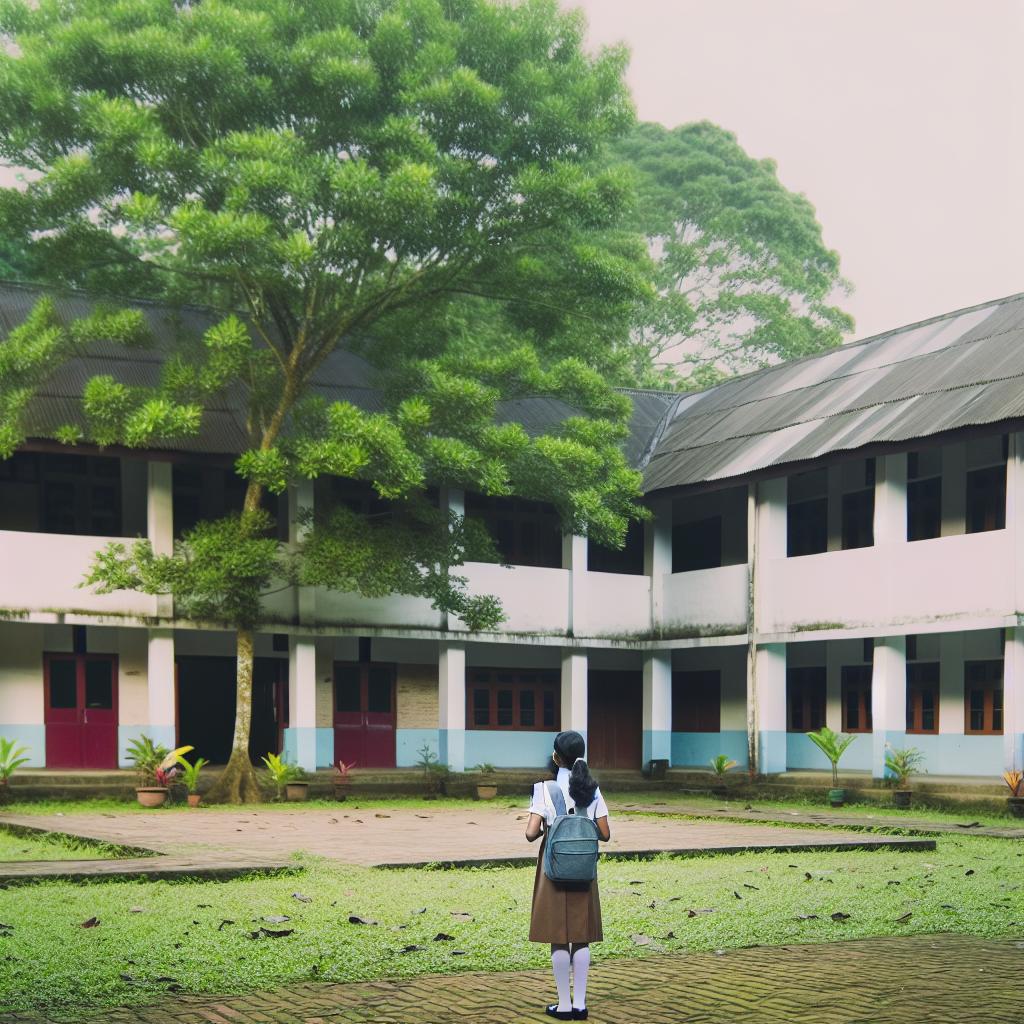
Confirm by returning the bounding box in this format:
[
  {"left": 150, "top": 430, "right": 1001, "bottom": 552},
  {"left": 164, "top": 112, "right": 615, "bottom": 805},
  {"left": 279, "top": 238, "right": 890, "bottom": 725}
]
[
  {"left": 0, "top": 807, "right": 933, "bottom": 880},
  {"left": 5, "top": 934, "right": 1020, "bottom": 1024},
  {"left": 622, "top": 801, "right": 1024, "bottom": 838}
]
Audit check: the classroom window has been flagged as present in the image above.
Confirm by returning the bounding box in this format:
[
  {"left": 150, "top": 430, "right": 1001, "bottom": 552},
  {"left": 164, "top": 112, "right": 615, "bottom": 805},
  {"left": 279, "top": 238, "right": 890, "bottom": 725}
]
[
  {"left": 467, "top": 669, "right": 560, "bottom": 730},
  {"left": 671, "top": 670, "right": 721, "bottom": 732},
  {"left": 965, "top": 465, "right": 1006, "bottom": 534},
  {"left": 588, "top": 520, "right": 645, "bottom": 575},
  {"left": 840, "top": 665, "right": 872, "bottom": 733},
  {"left": 787, "top": 498, "right": 828, "bottom": 557},
  {"left": 964, "top": 660, "right": 1003, "bottom": 735},
  {"left": 673, "top": 516, "right": 723, "bottom": 572},
  {"left": 906, "top": 662, "right": 939, "bottom": 734},
  {"left": 787, "top": 666, "right": 826, "bottom": 732},
  {"left": 841, "top": 488, "right": 874, "bottom": 550},
  {"left": 907, "top": 476, "right": 942, "bottom": 541},
  {"left": 465, "top": 495, "right": 562, "bottom": 568}
]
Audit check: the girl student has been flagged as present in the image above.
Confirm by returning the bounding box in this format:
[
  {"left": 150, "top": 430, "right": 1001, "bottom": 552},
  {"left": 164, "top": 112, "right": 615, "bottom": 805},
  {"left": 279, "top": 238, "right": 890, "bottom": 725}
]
[{"left": 525, "top": 730, "right": 611, "bottom": 1021}]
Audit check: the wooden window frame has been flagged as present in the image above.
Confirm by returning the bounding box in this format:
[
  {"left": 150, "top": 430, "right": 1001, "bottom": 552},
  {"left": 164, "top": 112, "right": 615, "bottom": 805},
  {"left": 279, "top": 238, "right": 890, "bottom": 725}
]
[
  {"left": 840, "top": 487, "right": 875, "bottom": 550},
  {"left": 787, "top": 666, "right": 826, "bottom": 733},
  {"left": 787, "top": 497, "right": 828, "bottom": 557},
  {"left": 965, "top": 463, "right": 1007, "bottom": 534},
  {"left": 464, "top": 494, "right": 562, "bottom": 569},
  {"left": 840, "top": 664, "right": 873, "bottom": 733},
  {"left": 906, "top": 662, "right": 939, "bottom": 735},
  {"left": 963, "top": 659, "right": 1003, "bottom": 735},
  {"left": 672, "top": 516, "right": 724, "bottom": 573},
  {"left": 671, "top": 670, "right": 721, "bottom": 733},
  {"left": 466, "top": 669, "right": 560, "bottom": 731}
]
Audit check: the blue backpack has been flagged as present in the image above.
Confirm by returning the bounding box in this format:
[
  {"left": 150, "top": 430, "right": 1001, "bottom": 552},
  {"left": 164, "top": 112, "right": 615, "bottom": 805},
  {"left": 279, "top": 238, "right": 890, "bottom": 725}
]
[{"left": 542, "top": 780, "right": 600, "bottom": 884}]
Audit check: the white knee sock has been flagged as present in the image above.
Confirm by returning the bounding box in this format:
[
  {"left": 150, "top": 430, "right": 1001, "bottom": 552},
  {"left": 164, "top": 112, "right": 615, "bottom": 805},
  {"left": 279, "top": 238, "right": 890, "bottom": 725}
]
[
  {"left": 551, "top": 946, "right": 571, "bottom": 1010},
  {"left": 571, "top": 944, "right": 591, "bottom": 1009}
]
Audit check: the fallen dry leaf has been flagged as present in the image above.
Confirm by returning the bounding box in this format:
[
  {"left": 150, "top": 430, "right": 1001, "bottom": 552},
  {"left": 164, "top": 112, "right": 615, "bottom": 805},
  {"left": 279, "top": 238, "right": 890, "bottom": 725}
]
[{"left": 80, "top": 917, "right": 100, "bottom": 929}]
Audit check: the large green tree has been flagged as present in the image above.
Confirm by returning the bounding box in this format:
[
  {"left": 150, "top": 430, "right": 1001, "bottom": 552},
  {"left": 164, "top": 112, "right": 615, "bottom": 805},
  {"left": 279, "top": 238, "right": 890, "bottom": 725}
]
[
  {"left": 0, "top": 0, "right": 651, "bottom": 801},
  {"left": 611, "top": 121, "right": 854, "bottom": 389}
]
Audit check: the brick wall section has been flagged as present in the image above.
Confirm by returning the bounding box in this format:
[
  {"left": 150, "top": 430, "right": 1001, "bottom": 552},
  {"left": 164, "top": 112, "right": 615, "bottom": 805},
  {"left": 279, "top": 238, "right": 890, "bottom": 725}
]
[{"left": 396, "top": 664, "right": 438, "bottom": 729}]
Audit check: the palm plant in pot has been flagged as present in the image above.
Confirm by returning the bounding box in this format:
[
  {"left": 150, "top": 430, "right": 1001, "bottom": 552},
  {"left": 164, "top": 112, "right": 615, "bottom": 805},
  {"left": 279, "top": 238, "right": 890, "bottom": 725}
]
[
  {"left": 806, "top": 726, "right": 856, "bottom": 807},
  {"left": 707, "top": 754, "right": 738, "bottom": 798},
  {"left": 1003, "top": 770, "right": 1024, "bottom": 818},
  {"left": 127, "top": 736, "right": 193, "bottom": 807},
  {"left": 334, "top": 760, "right": 356, "bottom": 801},
  {"left": 0, "top": 737, "right": 30, "bottom": 802},
  {"left": 884, "top": 745, "right": 925, "bottom": 808},
  {"left": 176, "top": 754, "right": 209, "bottom": 807},
  {"left": 473, "top": 763, "right": 498, "bottom": 800},
  {"left": 416, "top": 744, "right": 449, "bottom": 798},
  {"left": 262, "top": 752, "right": 308, "bottom": 802}
]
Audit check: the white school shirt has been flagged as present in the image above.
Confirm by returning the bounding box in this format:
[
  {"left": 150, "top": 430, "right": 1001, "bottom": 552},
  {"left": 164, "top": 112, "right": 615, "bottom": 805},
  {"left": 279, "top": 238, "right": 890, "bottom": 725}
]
[{"left": 529, "top": 766, "right": 609, "bottom": 826}]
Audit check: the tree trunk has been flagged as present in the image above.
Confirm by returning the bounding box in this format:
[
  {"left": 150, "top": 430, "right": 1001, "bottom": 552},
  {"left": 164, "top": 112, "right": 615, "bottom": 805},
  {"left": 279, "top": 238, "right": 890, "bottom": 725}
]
[{"left": 205, "top": 626, "right": 263, "bottom": 804}]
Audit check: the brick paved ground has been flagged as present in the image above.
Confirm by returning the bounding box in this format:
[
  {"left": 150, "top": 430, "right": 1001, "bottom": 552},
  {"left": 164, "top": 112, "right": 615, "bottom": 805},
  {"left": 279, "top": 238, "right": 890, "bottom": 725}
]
[
  {"left": 0, "top": 807, "right": 932, "bottom": 880},
  {"left": 4, "top": 934, "right": 1020, "bottom": 1024},
  {"left": 622, "top": 801, "right": 1024, "bottom": 839}
]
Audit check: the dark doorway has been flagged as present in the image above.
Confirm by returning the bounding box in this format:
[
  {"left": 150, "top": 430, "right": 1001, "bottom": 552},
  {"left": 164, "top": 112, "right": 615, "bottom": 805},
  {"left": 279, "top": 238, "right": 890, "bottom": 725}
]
[
  {"left": 44, "top": 654, "right": 118, "bottom": 769},
  {"left": 333, "top": 662, "right": 396, "bottom": 768},
  {"left": 176, "top": 656, "right": 288, "bottom": 764},
  {"left": 587, "top": 671, "right": 642, "bottom": 769}
]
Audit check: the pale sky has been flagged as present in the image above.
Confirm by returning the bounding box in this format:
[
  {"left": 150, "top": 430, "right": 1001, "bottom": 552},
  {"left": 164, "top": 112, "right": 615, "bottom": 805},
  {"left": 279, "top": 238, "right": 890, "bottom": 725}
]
[{"left": 569, "top": 0, "right": 1023, "bottom": 340}]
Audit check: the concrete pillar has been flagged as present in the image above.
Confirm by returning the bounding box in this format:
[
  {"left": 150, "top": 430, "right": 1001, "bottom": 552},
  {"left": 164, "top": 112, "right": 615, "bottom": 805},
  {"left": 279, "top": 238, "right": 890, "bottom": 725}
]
[
  {"left": 289, "top": 479, "right": 316, "bottom": 624},
  {"left": 874, "top": 453, "right": 908, "bottom": 546},
  {"left": 1004, "top": 627, "right": 1024, "bottom": 773},
  {"left": 753, "top": 643, "right": 787, "bottom": 774},
  {"left": 439, "top": 488, "right": 465, "bottom": 631},
  {"left": 642, "top": 650, "right": 672, "bottom": 766},
  {"left": 438, "top": 641, "right": 466, "bottom": 772},
  {"left": 145, "top": 629, "right": 177, "bottom": 755},
  {"left": 940, "top": 442, "right": 966, "bottom": 536},
  {"left": 826, "top": 464, "right": 843, "bottom": 551},
  {"left": 938, "top": 632, "right": 965, "bottom": 735},
  {"left": 284, "top": 637, "right": 317, "bottom": 771},
  {"left": 563, "top": 533, "right": 587, "bottom": 636},
  {"left": 871, "top": 636, "right": 907, "bottom": 778},
  {"left": 1008, "top": 432, "right": 1024, "bottom": 612},
  {"left": 147, "top": 461, "right": 173, "bottom": 618},
  {"left": 560, "top": 648, "right": 588, "bottom": 742},
  {"left": 643, "top": 497, "right": 672, "bottom": 629}
]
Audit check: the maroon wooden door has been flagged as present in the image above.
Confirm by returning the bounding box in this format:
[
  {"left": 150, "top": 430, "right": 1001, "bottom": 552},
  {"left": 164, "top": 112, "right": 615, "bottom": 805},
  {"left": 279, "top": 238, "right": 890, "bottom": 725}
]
[
  {"left": 44, "top": 654, "right": 118, "bottom": 769},
  {"left": 333, "top": 662, "right": 396, "bottom": 768},
  {"left": 587, "top": 670, "right": 642, "bottom": 770}
]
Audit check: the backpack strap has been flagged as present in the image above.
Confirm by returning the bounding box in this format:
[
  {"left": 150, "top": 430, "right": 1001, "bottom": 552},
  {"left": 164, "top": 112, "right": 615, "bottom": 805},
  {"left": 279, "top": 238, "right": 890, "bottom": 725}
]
[{"left": 544, "top": 779, "right": 568, "bottom": 818}]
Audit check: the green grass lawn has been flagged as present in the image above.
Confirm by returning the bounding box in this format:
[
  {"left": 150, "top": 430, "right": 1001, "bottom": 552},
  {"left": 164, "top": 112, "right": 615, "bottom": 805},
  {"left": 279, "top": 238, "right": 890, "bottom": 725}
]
[
  {"left": 0, "top": 828, "right": 129, "bottom": 863},
  {"left": 0, "top": 836, "right": 1021, "bottom": 1015}
]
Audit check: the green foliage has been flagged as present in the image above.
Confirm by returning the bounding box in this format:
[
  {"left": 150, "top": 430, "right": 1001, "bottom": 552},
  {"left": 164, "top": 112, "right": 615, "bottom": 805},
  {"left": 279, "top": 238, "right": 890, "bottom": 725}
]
[
  {"left": 806, "top": 727, "right": 857, "bottom": 788},
  {"left": 415, "top": 743, "right": 450, "bottom": 794},
  {"left": 261, "top": 752, "right": 305, "bottom": 799},
  {"left": 608, "top": 121, "right": 854, "bottom": 387},
  {"left": 473, "top": 763, "right": 496, "bottom": 775},
  {"left": 176, "top": 754, "right": 210, "bottom": 795},
  {"left": 0, "top": 736, "right": 30, "bottom": 780},
  {"left": 124, "top": 735, "right": 168, "bottom": 787},
  {"left": 708, "top": 754, "right": 738, "bottom": 778},
  {"left": 884, "top": 745, "right": 926, "bottom": 789}
]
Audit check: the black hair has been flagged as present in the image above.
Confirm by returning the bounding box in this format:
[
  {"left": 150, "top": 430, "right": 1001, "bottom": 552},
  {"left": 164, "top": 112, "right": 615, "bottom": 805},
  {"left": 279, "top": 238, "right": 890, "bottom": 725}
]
[{"left": 553, "top": 730, "right": 598, "bottom": 809}]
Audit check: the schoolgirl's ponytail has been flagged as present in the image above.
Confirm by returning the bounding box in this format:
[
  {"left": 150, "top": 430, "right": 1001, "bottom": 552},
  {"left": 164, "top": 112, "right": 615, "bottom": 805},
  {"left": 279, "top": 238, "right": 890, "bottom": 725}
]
[{"left": 553, "top": 730, "right": 599, "bottom": 809}]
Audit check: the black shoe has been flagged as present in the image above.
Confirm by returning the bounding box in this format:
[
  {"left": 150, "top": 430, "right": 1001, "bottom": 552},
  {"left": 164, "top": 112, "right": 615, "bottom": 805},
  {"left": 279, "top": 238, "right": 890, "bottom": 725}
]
[
  {"left": 572, "top": 1010, "right": 588, "bottom": 1021},
  {"left": 545, "top": 1007, "right": 573, "bottom": 1021}
]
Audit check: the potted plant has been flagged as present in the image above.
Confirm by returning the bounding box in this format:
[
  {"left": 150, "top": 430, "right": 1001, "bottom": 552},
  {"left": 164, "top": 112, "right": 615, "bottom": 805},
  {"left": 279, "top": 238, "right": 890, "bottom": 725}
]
[
  {"left": 334, "top": 759, "right": 356, "bottom": 801},
  {"left": 176, "top": 753, "right": 209, "bottom": 807},
  {"left": 473, "top": 763, "right": 498, "bottom": 800},
  {"left": 707, "top": 754, "right": 738, "bottom": 798},
  {"left": 1003, "top": 770, "right": 1024, "bottom": 818},
  {"left": 0, "top": 737, "right": 30, "bottom": 802},
  {"left": 884, "top": 745, "right": 925, "bottom": 808},
  {"left": 262, "top": 752, "right": 308, "bottom": 802},
  {"left": 126, "top": 735, "right": 193, "bottom": 807},
  {"left": 806, "top": 726, "right": 856, "bottom": 807},
  {"left": 416, "top": 744, "right": 449, "bottom": 798}
]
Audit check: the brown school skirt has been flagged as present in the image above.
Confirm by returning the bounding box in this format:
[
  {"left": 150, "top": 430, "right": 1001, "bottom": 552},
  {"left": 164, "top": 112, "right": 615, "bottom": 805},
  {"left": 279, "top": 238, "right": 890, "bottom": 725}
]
[{"left": 528, "top": 834, "right": 603, "bottom": 944}]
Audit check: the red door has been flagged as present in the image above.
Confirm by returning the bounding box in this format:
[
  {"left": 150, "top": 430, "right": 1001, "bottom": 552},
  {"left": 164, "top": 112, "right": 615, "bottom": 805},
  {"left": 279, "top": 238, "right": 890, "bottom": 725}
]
[
  {"left": 587, "top": 670, "right": 642, "bottom": 770},
  {"left": 44, "top": 654, "right": 118, "bottom": 769},
  {"left": 333, "top": 662, "right": 396, "bottom": 768}
]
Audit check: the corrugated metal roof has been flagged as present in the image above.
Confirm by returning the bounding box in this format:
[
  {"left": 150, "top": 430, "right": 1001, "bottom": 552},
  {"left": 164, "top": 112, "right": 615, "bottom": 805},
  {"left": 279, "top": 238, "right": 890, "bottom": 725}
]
[
  {"left": 1, "top": 282, "right": 676, "bottom": 466},
  {"left": 643, "top": 293, "right": 1024, "bottom": 493}
]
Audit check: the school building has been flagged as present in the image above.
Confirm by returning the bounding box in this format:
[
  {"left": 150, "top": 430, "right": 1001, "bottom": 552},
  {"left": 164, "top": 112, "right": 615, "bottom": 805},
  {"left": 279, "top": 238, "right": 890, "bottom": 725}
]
[{"left": 1, "top": 281, "right": 1023, "bottom": 781}]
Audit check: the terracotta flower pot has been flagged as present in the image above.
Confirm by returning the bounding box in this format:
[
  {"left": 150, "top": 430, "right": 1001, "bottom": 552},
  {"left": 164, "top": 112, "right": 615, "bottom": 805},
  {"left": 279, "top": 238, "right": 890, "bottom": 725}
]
[
  {"left": 187, "top": 793, "right": 202, "bottom": 808},
  {"left": 285, "top": 782, "right": 310, "bottom": 802},
  {"left": 1008, "top": 797, "right": 1024, "bottom": 819},
  {"left": 136, "top": 787, "right": 169, "bottom": 808},
  {"left": 333, "top": 783, "right": 350, "bottom": 802},
  {"left": 476, "top": 784, "right": 498, "bottom": 800}
]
